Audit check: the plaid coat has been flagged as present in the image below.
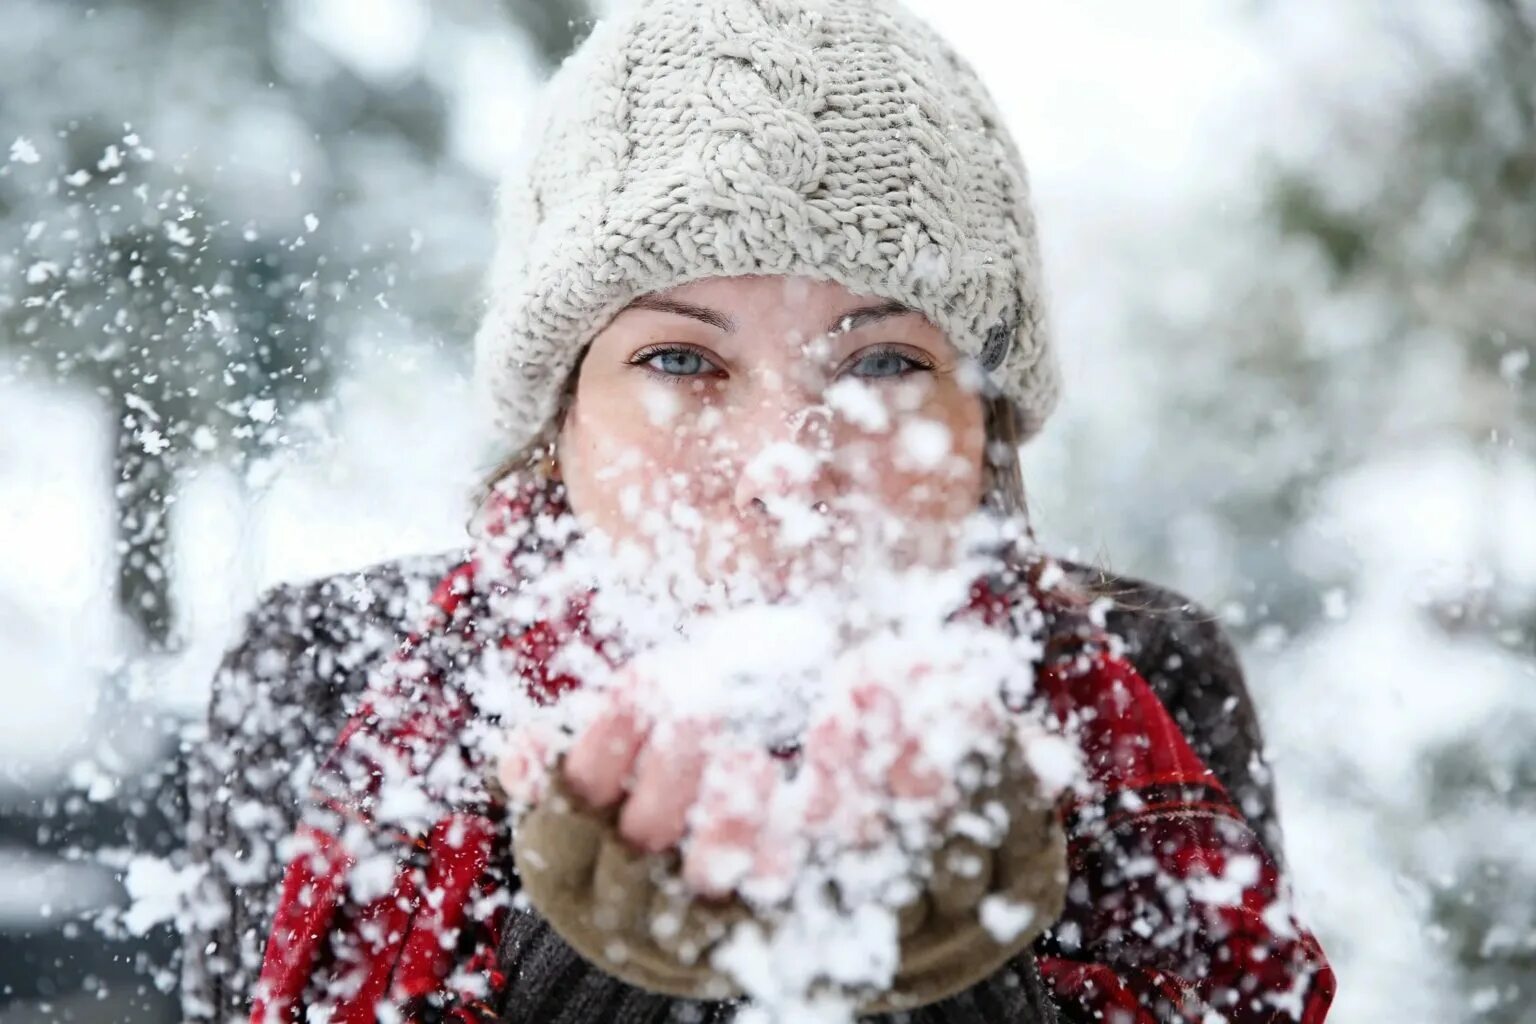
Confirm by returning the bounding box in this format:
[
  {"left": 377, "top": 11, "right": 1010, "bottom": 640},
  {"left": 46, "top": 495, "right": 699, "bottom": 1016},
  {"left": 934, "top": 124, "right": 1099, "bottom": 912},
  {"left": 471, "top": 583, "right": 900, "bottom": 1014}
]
[{"left": 180, "top": 552, "right": 1329, "bottom": 1023}]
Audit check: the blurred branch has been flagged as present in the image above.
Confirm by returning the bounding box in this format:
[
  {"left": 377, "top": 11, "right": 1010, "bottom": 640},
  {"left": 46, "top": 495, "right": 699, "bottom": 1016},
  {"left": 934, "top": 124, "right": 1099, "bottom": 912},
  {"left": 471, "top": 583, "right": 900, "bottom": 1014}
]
[
  {"left": 1486, "top": 0, "right": 1536, "bottom": 136},
  {"left": 114, "top": 388, "right": 177, "bottom": 651},
  {"left": 501, "top": 0, "right": 597, "bottom": 69},
  {"left": 1486, "top": 0, "right": 1536, "bottom": 38}
]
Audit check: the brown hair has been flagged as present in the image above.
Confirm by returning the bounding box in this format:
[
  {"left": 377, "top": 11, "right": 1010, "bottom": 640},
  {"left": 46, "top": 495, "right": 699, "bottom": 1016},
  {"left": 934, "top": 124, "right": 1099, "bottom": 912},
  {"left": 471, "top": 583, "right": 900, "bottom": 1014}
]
[{"left": 472, "top": 373, "right": 576, "bottom": 515}]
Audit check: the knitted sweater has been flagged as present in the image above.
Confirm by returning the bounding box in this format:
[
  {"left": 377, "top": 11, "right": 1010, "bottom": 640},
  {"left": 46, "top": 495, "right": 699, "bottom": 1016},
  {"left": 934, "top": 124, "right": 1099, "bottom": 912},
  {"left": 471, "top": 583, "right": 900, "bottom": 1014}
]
[{"left": 179, "top": 552, "right": 1282, "bottom": 1023}]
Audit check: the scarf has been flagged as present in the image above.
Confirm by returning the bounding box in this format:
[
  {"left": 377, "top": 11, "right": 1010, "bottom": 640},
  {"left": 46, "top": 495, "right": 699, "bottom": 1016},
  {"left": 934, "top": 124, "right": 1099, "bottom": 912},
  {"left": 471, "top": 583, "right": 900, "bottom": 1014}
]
[{"left": 248, "top": 475, "right": 1335, "bottom": 1024}]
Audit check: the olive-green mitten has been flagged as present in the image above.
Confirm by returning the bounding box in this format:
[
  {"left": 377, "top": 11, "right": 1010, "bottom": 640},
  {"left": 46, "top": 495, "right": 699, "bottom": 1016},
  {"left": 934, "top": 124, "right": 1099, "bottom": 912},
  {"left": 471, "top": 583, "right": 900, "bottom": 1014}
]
[{"left": 510, "top": 746, "right": 1067, "bottom": 1014}]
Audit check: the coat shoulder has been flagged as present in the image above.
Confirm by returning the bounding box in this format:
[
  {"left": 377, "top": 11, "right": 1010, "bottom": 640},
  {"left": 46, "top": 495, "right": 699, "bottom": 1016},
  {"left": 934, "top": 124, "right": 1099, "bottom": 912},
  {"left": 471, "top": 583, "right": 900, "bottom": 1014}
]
[
  {"left": 1055, "top": 557, "right": 1285, "bottom": 863},
  {"left": 234, "top": 549, "right": 465, "bottom": 655},
  {"left": 180, "top": 549, "right": 465, "bottom": 1024},
  {"left": 1056, "top": 557, "right": 1241, "bottom": 673},
  {"left": 203, "top": 550, "right": 464, "bottom": 738}
]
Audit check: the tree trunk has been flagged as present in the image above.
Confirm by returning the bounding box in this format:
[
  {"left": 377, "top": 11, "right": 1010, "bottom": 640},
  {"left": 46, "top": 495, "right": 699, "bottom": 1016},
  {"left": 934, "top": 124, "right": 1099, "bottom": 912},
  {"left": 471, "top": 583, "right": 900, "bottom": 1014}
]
[{"left": 112, "top": 388, "right": 176, "bottom": 652}]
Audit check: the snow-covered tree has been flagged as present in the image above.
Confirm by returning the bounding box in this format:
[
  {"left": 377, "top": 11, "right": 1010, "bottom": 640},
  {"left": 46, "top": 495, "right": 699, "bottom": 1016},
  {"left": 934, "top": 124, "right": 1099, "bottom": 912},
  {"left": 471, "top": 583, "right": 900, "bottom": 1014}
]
[{"left": 0, "top": 3, "right": 589, "bottom": 1020}]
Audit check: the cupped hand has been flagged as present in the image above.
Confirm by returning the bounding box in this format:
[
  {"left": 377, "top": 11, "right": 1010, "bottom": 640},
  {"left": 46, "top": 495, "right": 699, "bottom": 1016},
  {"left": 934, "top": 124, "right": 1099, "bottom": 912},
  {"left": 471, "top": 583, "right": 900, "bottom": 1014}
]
[{"left": 497, "top": 668, "right": 972, "bottom": 902}]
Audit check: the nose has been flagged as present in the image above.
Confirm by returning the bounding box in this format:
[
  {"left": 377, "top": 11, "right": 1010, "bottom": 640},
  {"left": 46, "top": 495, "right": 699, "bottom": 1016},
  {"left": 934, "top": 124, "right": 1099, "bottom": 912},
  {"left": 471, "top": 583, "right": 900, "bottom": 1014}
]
[{"left": 731, "top": 402, "right": 838, "bottom": 519}]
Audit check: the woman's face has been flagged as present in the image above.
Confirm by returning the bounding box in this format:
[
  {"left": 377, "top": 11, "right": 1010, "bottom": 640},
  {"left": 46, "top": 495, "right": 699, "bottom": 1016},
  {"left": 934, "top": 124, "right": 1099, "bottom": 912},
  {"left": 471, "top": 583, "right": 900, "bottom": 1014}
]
[{"left": 558, "top": 275, "right": 988, "bottom": 594}]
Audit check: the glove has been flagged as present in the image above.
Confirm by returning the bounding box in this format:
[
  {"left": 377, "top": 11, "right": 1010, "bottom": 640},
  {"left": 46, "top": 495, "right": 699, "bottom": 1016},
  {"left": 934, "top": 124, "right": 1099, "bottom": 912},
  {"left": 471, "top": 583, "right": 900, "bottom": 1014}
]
[{"left": 510, "top": 738, "right": 1067, "bottom": 1013}]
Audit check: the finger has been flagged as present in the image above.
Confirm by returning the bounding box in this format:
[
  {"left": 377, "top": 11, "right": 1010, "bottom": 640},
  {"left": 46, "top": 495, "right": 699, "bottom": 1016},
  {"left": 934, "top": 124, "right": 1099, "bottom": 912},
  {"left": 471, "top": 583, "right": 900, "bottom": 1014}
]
[
  {"left": 800, "top": 715, "right": 886, "bottom": 847},
  {"left": 888, "top": 734, "right": 947, "bottom": 802},
  {"left": 496, "top": 721, "right": 562, "bottom": 806},
  {"left": 743, "top": 775, "right": 805, "bottom": 904},
  {"left": 801, "top": 716, "right": 857, "bottom": 829},
  {"left": 683, "top": 747, "right": 776, "bottom": 898},
  {"left": 565, "top": 698, "right": 648, "bottom": 809},
  {"left": 848, "top": 682, "right": 903, "bottom": 751},
  {"left": 618, "top": 718, "right": 711, "bottom": 853}
]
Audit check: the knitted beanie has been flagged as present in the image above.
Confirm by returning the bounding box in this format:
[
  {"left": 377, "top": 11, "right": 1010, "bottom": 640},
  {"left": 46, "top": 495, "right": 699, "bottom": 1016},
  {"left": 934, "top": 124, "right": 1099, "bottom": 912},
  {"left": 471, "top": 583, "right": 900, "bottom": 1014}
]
[{"left": 474, "top": 0, "right": 1060, "bottom": 452}]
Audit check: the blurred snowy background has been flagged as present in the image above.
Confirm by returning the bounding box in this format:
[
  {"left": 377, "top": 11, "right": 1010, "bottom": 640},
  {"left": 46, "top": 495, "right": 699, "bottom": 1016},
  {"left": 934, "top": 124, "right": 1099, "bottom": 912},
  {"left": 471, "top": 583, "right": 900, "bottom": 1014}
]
[{"left": 1, "top": 0, "right": 1532, "bottom": 1020}]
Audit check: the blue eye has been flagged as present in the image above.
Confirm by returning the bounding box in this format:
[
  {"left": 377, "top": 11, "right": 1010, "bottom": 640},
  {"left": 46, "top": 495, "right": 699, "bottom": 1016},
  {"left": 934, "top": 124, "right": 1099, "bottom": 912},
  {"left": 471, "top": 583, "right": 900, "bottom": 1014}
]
[
  {"left": 637, "top": 347, "right": 715, "bottom": 377},
  {"left": 847, "top": 348, "right": 928, "bottom": 379}
]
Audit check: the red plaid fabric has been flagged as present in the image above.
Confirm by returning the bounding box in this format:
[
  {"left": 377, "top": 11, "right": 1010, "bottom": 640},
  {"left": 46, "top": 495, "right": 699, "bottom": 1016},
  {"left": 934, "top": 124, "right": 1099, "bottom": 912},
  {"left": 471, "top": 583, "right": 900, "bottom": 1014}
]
[
  {"left": 1031, "top": 649, "right": 1335, "bottom": 1023},
  {"left": 248, "top": 482, "right": 1334, "bottom": 1024}
]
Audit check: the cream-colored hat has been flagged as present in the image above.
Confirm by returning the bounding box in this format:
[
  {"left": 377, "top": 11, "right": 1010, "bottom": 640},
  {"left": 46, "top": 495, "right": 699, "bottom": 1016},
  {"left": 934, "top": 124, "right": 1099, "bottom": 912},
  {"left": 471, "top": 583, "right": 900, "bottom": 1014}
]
[{"left": 475, "top": 0, "right": 1059, "bottom": 451}]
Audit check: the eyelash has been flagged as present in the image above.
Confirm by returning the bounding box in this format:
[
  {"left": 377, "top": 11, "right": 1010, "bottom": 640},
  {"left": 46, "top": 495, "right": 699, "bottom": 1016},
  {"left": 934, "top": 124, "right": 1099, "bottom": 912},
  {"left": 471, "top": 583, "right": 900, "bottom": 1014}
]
[
  {"left": 845, "top": 345, "right": 936, "bottom": 379},
  {"left": 628, "top": 344, "right": 723, "bottom": 383},
  {"left": 628, "top": 344, "right": 936, "bottom": 382}
]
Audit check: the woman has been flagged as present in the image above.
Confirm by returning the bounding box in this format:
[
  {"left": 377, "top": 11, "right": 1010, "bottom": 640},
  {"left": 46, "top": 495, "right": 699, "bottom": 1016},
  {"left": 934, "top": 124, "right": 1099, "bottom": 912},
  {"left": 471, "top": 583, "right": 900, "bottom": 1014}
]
[{"left": 180, "top": 1, "right": 1335, "bottom": 1021}]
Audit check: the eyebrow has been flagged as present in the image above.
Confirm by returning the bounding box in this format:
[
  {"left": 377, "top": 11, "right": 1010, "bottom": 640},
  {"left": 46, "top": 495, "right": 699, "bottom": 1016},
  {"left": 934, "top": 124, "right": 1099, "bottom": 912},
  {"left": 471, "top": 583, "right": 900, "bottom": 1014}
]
[
  {"left": 625, "top": 296, "right": 915, "bottom": 336},
  {"left": 625, "top": 296, "right": 736, "bottom": 331},
  {"left": 824, "top": 301, "right": 914, "bottom": 335}
]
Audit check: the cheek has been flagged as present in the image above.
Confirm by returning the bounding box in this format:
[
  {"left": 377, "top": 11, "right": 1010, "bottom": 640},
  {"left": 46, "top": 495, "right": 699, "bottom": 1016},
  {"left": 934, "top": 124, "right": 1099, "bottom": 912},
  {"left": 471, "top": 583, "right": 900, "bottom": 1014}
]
[
  {"left": 562, "top": 390, "right": 734, "bottom": 532},
  {"left": 833, "top": 387, "right": 986, "bottom": 520}
]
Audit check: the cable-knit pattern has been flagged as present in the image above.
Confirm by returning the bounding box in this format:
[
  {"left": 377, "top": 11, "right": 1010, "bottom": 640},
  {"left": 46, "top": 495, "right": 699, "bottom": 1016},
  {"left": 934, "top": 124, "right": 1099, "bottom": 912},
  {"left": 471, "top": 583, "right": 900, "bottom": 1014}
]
[{"left": 475, "top": 0, "right": 1060, "bottom": 453}]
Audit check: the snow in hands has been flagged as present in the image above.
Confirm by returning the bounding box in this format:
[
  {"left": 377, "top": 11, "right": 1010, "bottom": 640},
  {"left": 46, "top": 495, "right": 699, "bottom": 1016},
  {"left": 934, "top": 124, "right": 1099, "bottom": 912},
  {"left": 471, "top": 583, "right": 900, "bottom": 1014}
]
[{"left": 477, "top": 462, "right": 1076, "bottom": 1019}]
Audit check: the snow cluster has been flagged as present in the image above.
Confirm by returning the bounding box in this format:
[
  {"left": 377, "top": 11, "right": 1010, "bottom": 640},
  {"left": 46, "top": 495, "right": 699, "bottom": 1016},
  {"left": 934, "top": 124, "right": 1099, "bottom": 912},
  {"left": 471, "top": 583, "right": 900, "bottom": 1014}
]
[{"left": 469, "top": 485, "right": 1075, "bottom": 1019}]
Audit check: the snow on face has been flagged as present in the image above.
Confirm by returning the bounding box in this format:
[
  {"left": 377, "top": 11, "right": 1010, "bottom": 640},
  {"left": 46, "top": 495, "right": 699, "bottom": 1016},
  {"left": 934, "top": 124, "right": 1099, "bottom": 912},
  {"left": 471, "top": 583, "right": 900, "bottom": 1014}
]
[
  {"left": 473, "top": 278, "right": 1053, "bottom": 1020},
  {"left": 824, "top": 377, "right": 891, "bottom": 433},
  {"left": 896, "top": 418, "right": 953, "bottom": 472},
  {"left": 556, "top": 275, "right": 990, "bottom": 599}
]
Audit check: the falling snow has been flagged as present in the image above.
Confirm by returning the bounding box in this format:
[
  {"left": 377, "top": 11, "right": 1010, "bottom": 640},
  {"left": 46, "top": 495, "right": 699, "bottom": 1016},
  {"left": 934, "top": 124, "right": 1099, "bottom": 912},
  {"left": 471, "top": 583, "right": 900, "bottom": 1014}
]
[{"left": 0, "top": 2, "right": 1531, "bottom": 1023}]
